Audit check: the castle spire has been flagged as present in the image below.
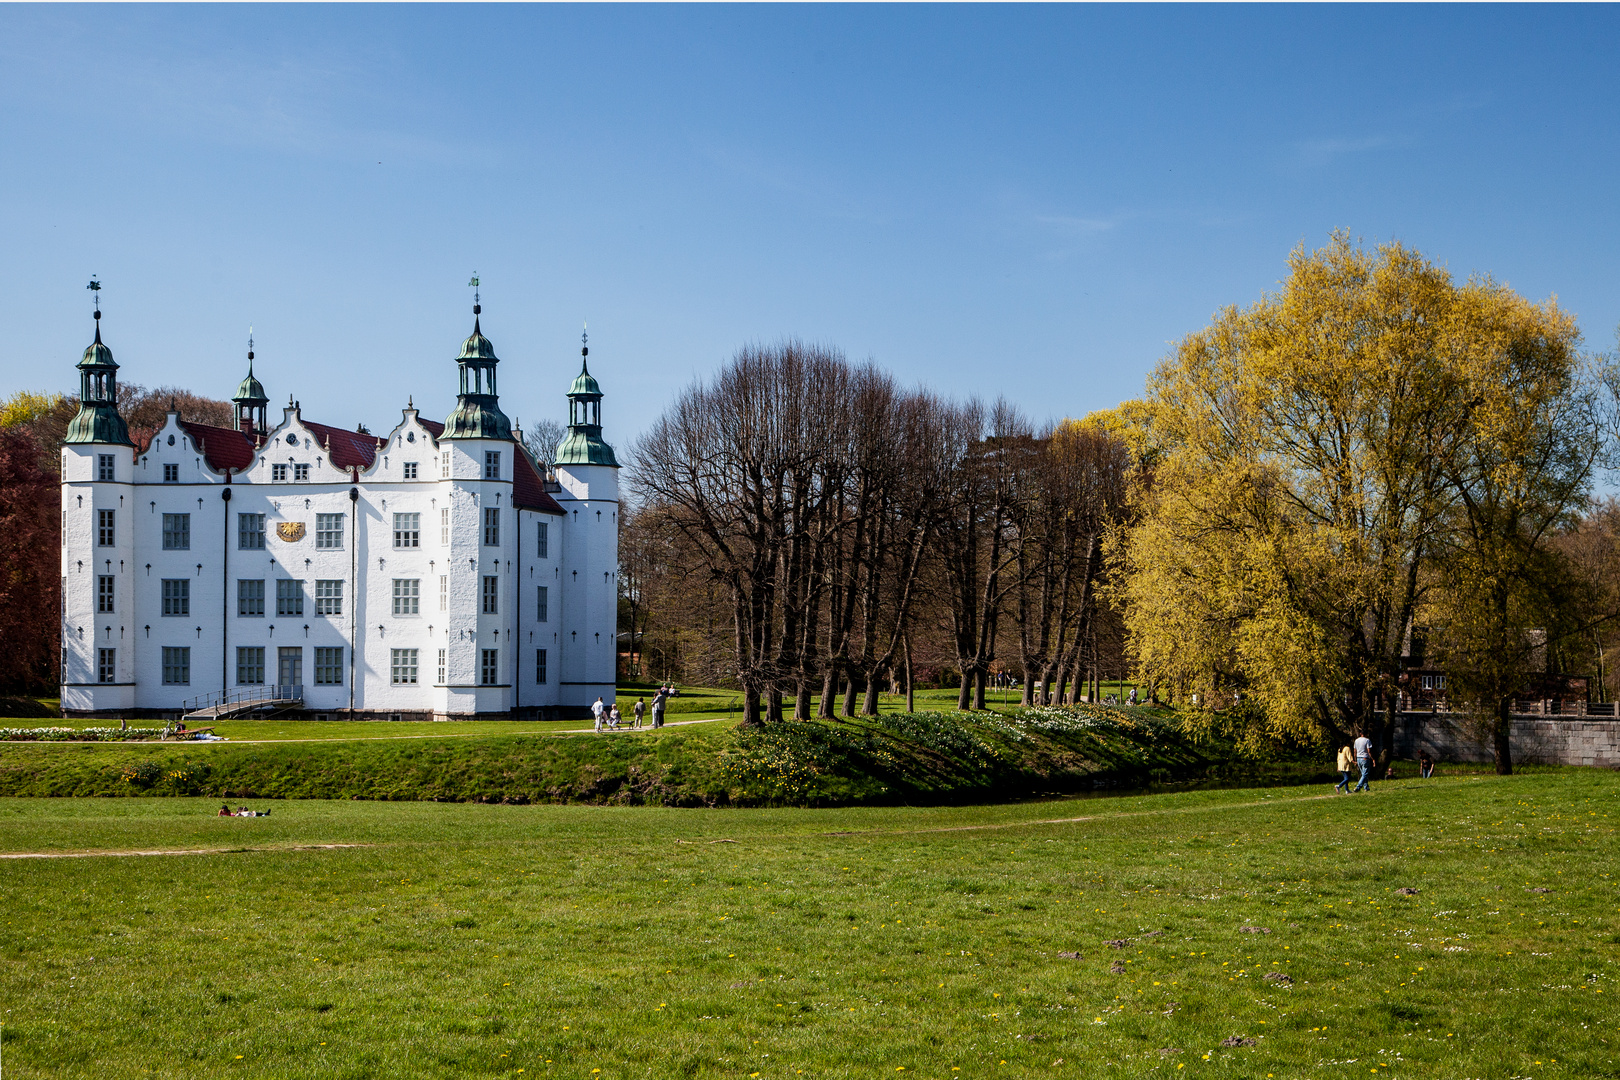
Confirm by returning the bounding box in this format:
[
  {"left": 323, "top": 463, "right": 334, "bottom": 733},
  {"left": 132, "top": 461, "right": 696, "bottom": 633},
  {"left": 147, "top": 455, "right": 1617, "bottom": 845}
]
[
  {"left": 64, "top": 277, "right": 133, "bottom": 446},
  {"left": 442, "top": 275, "right": 512, "bottom": 440}
]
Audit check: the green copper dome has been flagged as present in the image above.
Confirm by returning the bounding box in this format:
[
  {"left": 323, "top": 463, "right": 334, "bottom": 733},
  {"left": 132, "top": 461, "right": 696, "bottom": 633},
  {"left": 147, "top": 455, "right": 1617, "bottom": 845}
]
[
  {"left": 234, "top": 365, "right": 268, "bottom": 405},
  {"left": 458, "top": 320, "right": 498, "bottom": 361},
  {"left": 79, "top": 337, "right": 115, "bottom": 369},
  {"left": 443, "top": 310, "right": 511, "bottom": 440},
  {"left": 64, "top": 320, "right": 133, "bottom": 446},
  {"left": 569, "top": 368, "right": 602, "bottom": 397}
]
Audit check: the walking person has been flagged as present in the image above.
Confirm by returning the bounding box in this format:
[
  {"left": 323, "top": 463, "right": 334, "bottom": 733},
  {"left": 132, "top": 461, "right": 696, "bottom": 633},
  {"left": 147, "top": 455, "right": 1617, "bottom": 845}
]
[
  {"left": 1333, "top": 744, "right": 1354, "bottom": 793},
  {"left": 1352, "top": 732, "right": 1373, "bottom": 792},
  {"left": 633, "top": 698, "right": 646, "bottom": 728},
  {"left": 592, "top": 696, "right": 606, "bottom": 733},
  {"left": 650, "top": 687, "right": 668, "bottom": 729}
]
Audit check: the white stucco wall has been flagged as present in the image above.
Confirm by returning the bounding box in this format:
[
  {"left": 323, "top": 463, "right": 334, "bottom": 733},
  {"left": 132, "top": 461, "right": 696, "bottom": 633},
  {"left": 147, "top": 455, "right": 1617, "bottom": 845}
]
[{"left": 61, "top": 404, "right": 584, "bottom": 718}]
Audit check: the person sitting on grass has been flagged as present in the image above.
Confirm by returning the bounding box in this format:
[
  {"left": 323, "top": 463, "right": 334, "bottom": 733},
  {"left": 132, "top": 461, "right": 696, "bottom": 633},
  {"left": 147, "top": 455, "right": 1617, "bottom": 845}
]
[{"left": 218, "top": 803, "right": 233, "bottom": 817}]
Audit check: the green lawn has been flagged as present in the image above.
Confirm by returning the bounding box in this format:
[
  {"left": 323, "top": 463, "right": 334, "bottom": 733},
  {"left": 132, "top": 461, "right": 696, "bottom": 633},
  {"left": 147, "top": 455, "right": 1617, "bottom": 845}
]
[{"left": 0, "top": 769, "right": 1614, "bottom": 1078}]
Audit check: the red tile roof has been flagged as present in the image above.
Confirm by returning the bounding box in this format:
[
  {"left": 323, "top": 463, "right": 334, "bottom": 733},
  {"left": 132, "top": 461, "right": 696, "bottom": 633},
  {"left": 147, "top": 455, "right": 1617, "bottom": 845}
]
[
  {"left": 420, "top": 418, "right": 444, "bottom": 438},
  {"left": 513, "top": 445, "right": 566, "bottom": 515},
  {"left": 177, "top": 420, "right": 255, "bottom": 473},
  {"left": 303, "top": 420, "right": 383, "bottom": 472}
]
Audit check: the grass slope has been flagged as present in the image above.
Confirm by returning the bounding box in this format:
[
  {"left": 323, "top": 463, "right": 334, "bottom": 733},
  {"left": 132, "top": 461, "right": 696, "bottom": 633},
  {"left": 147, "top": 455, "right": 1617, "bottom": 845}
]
[
  {"left": 0, "top": 707, "right": 1232, "bottom": 807},
  {"left": 0, "top": 771, "right": 1614, "bottom": 1078}
]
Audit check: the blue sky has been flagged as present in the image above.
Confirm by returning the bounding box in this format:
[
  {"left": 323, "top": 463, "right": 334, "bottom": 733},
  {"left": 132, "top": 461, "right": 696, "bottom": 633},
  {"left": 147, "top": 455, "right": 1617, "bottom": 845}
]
[{"left": 2, "top": 5, "right": 1618, "bottom": 447}]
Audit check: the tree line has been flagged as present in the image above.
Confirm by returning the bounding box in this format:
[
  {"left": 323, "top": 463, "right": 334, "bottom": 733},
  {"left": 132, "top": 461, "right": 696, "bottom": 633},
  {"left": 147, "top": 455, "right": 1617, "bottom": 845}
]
[
  {"left": 620, "top": 237, "right": 1620, "bottom": 775},
  {"left": 624, "top": 341, "right": 1132, "bottom": 726}
]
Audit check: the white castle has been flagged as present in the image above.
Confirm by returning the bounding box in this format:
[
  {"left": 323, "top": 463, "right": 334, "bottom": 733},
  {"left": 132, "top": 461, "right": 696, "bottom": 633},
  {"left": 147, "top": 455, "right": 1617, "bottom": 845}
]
[{"left": 59, "top": 297, "right": 620, "bottom": 720}]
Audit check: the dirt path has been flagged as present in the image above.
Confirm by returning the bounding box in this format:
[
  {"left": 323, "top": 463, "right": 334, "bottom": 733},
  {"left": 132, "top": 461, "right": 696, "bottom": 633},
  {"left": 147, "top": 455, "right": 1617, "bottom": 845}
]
[{"left": 0, "top": 842, "right": 372, "bottom": 860}]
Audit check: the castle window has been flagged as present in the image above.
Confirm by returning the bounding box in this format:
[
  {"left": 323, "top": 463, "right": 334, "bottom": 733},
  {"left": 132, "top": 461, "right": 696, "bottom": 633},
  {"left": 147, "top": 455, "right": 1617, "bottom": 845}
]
[
  {"left": 315, "top": 513, "right": 344, "bottom": 549},
  {"left": 441, "top": 450, "right": 451, "bottom": 478},
  {"left": 439, "top": 575, "right": 448, "bottom": 612},
  {"left": 403, "top": 461, "right": 418, "bottom": 480},
  {"left": 535, "top": 648, "right": 547, "bottom": 685},
  {"left": 315, "top": 579, "right": 343, "bottom": 615},
  {"left": 481, "top": 648, "right": 499, "bottom": 686},
  {"left": 314, "top": 647, "right": 344, "bottom": 686},
  {"left": 537, "top": 521, "right": 548, "bottom": 558},
  {"left": 98, "top": 509, "right": 115, "bottom": 547},
  {"left": 294, "top": 464, "right": 310, "bottom": 481},
  {"left": 237, "top": 646, "right": 265, "bottom": 686},
  {"left": 163, "top": 463, "right": 179, "bottom": 483},
  {"left": 161, "top": 578, "right": 190, "bottom": 617},
  {"left": 97, "top": 575, "right": 115, "bottom": 614},
  {"left": 162, "top": 513, "right": 190, "bottom": 550},
  {"left": 441, "top": 507, "right": 451, "bottom": 546},
  {"left": 98, "top": 648, "right": 116, "bottom": 684},
  {"left": 393, "top": 512, "right": 420, "bottom": 549},
  {"left": 161, "top": 646, "right": 190, "bottom": 686},
  {"left": 484, "top": 508, "right": 500, "bottom": 546},
  {"left": 98, "top": 454, "right": 115, "bottom": 481},
  {"left": 238, "top": 579, "right": 265, "bottom": 617},
  {"left": 392, "top": 578, "right": 420, "bottom": 616},
  {"left": 437, "top": 648, "right": 447, "bottom": 684},
  {"left": 239, "top": 513, "right": 265, "bottom": 550},
  {"left": 391, "top": 648, "right": 419, "bottom": 685},
  {"left": 276, "top": 579, "right": 304, "bottom": 617},
  {"left": 272, "top": 464, "right": 288, "bottom": 482},
  {"left": 485, "top": 451, "right": 501, "bottom": 480},
  {"left": 482, "top": 576, "right": 498, "bottom": 614},
  {"left": 536, "top": 585, "right": 548, "bottom": 623}
]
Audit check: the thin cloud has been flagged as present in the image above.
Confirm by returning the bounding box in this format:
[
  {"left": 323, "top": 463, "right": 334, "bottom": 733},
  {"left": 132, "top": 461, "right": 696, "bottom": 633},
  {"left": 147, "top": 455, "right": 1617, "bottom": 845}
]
[{"left": 1291, "top": 135, "right": 1392, "bottom": 169}]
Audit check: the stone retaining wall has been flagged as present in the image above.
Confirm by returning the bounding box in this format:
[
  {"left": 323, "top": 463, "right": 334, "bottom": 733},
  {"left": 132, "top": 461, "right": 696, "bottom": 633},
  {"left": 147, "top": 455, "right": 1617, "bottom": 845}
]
[{"left": 1395, "top": 711, "right": 1620, "bottom": 768}]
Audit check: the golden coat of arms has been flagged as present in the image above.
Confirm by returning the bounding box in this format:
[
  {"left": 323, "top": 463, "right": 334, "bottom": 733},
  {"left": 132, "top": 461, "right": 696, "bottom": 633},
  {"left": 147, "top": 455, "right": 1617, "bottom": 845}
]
[{"left": 276, "top": 521, "right": 306, "bottom": 542}]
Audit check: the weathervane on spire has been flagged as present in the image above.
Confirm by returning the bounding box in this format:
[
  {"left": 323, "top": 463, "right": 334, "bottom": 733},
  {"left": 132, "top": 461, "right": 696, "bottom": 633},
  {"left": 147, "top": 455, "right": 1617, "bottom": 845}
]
[
  {"left": 87, "top": 276, "right": 101, "bottom": 322},
  {"left": 582, "top": 321, "right": 589, "bottom": 362},
  {"left": 468, "top": 272, "right": 481, "bottom": 316},
  {"left": 247, "top": 326, "right": 255, "bottom": 365}
]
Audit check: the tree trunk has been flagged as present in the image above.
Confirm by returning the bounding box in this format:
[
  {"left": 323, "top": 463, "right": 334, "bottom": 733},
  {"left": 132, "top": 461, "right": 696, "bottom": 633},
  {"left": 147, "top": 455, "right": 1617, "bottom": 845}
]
[
  {"left": 767, "top": 689, "right": 784, "bottom": 723},
  {"left": 842, "top": 676, "right": 858, "bottom": 718},
  {"left": 743, "top": 685, "right": 762, "bottom": 726},
  {"left": 973, "top": 667, "right": 987, "bottom": 710},
  {"left": 862, "top": 663, "right": 884, "bottom": 716},
  {"left": 1493, "top": 696, "right": 1514, "bottom": 775},
  {"left": 903, "top": 632, "right": 915, "bottom": 714},
  {"left": 957, "top": 668, "right": 972, "bottom": 711},
  {"left": 794, "top": 679, "right": 813, "bottom": 722}
]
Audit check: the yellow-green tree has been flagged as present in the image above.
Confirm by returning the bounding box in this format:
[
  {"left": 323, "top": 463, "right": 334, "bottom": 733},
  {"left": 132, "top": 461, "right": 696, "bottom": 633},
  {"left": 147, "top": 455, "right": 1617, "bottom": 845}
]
[
  {"left": 1424, "top": 290, "right": 1601, "bottom": 773},
  {"left": 1114, "top": 234, "right": 1595, "bottom": 764}
]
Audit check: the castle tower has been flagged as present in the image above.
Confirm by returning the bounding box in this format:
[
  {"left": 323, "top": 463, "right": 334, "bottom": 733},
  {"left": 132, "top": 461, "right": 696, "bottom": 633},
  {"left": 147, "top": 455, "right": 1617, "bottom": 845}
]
[
  {"left": 437, "top": 285, "right": 515, "bottom": 715},
  {"left": 553, "top": 327, "right": 619, "bottom": 709},
  {"left": 232, "top": 335, "right": 269, "bottom": 437},
  {"left": 61, "top": 290, "right": 137, "bottom": 714}
]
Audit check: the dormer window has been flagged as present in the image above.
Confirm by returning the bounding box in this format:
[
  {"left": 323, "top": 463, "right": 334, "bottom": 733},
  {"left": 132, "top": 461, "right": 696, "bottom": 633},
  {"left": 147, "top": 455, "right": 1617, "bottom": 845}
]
[
  {"left": 163, "top": 463, "right": 179, "bottom": 483},
  {"left": 294, "top": 464, "right": 310, "bottom": 481},
  {"left": 403, "top": 462, "right": 418, "bottom": 480},
  {"left": 272, "top": 464, "right": 289, "bottom": 482}
]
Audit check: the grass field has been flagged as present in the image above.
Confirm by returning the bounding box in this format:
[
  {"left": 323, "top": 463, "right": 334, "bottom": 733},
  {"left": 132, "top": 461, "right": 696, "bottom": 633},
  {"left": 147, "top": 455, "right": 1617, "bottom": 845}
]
[
  {"left": 0, "top": 706, "right": 1223, "bottom": 806},
  {"left": 1, "top": 769, "right": 1614, "bottom": 1078}
]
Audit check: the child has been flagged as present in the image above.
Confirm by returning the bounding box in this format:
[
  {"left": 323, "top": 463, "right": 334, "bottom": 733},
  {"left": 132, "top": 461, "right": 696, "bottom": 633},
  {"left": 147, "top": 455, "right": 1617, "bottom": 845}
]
[{"left": 1419, "top": 751, "right": 1435, "bottom": 779}]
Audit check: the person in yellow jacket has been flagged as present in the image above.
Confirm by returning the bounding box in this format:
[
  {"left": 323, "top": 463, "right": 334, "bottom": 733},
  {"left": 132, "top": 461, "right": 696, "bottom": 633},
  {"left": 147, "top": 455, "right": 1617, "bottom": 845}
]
[{"left": 1333, "top": 744, "right": 1355, "bottom": 793}]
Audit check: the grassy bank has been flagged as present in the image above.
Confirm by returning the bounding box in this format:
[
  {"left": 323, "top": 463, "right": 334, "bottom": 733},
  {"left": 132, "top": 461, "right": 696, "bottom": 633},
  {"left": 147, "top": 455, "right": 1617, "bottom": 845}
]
[
  {"left": 0, "top": 770, "right": 1614, "bottom": 1078},
  {"left": 0, "top": 705, "right": 1247, "bottom": 806}
]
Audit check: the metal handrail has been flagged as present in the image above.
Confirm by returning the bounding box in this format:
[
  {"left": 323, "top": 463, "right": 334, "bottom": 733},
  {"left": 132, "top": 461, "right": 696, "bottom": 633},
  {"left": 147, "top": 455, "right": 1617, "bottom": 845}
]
[{"left": 181, "top": 684, "right": 303, "bottom": 712}]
